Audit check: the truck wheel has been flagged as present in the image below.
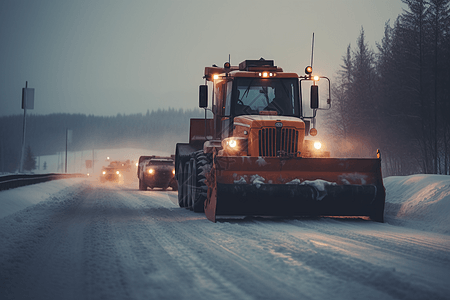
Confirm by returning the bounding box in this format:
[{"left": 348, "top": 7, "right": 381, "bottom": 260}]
[
  {"left": 171, "top": 179, "right": 178, "bottom": 191},
  {"left": 189, "top": 158, "right": 197, "bottom": 211},
  {"left": 177, "top": 161, "right": 187, "bottom": 207},
  {"left": 185, "top": 161, "right": 192, "bottom": 209},
  {"left": 191, "top": 151, "right": 210, "bottom": 213},
  {"left": 139, "top": 178, "right": 147, "bottom": 191}
]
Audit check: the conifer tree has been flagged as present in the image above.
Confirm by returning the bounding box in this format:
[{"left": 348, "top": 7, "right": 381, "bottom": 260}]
[{"left": 23, "top": 145, "right": 36, "bottom": 171}]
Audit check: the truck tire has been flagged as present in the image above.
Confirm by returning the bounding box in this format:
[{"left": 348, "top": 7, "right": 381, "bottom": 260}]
[
  {"left": 177, "top": 161, "right": 187, "bottom": 207},
  {"left": 185, "top": 161, "right": 192, "bottom": 209},
  {"left": 191, "top": 151, "right": 210, "bottom": 213},
  {"left": 188, "top": 158, "right": 198, "bottom": 211},
  {"left": 139, "top": 178, "right": 147, "bottom": 191},
  {"left": 171, "top": 179, "right": 178, "bottom": 191}
]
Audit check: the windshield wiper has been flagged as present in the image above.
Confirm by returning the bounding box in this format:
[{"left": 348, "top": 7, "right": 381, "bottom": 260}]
[{"left": 240, "top": 79, "right": 255, "bottom": 100}]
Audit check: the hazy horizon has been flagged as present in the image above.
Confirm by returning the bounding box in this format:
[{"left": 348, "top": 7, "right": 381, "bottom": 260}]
[{"left": 1, "top": 0, "right": 404, "bottom": 117}]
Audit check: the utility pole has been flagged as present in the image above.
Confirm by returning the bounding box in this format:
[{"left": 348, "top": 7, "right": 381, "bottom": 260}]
[
  {"left": 92, "top": 148, "right": 95, "bottom": 175},
  {"left": 65, "top": 128, "right": 68, "bottom": 173},
  {"left": 20, "top": 82, "right": 34, "bottom": 173},
  {"left": 65, "top": 129, "right": 72, "bottom": 173}
]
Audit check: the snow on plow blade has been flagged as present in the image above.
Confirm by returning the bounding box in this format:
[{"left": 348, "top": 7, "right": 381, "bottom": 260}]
[{"left": 205, "top": 157, "right": 385, "bottom": 222}]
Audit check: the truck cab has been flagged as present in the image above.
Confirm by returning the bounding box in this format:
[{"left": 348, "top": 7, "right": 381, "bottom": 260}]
[{"left": 199, "top": 59, "right": 329, "bottom": 158}]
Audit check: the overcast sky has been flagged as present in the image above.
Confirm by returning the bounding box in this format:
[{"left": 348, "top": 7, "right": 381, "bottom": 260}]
[{"left": 0, "top": 0, "right": 405, "bottom": 117}]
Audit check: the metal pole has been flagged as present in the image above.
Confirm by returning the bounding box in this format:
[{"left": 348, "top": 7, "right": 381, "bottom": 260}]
[
  {"left": 310, "top": 33, "right": 315, "bottom": 70},
  {"left": 92, "top": 148, "right": 95, "bottom": 175},
  {"left": 65, "top": 128, "right": 68, "bottom": 173},
  {"left": 19, "top": 81, "right": 28, "bottom": 173}
]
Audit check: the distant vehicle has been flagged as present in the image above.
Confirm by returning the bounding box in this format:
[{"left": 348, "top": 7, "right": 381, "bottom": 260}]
[
  {"left": 100, "top": 167, "right": 121, "bottom": 183},
  {"left": 108, "top": 160, "right": 133, "bottom": 172},
  {"left": 102, "top": 159, "right": 135, "bottom": 183},
  {"left": 138, "top": 156, "right": 178, "bottom": 191}
]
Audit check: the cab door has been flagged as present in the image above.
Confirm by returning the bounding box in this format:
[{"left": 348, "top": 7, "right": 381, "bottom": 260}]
[{"left": 221, "top": 81, "right": 233, "bottom": 138}]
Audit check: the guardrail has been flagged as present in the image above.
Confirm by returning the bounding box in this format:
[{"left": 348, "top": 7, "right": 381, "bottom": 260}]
[{"left": 0, "top": 173, "right": 87, "bottom": 191}]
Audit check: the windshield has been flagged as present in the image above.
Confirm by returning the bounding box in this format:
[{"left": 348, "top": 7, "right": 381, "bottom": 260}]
[{"left": 233, "top": 78, "right": 299, "bottom": 117}]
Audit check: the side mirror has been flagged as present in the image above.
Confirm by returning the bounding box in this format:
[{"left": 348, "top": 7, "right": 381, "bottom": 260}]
[
  {"left": 310, "top": 85, "right": 319, "bottom": 109},
  {"left": 199, "top": 85, "right": 208, "bottom": 108}
]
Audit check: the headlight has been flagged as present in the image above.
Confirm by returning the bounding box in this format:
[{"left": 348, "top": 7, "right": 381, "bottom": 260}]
[
  {"left": 304, "top": 140, "right": 324, "bottom": 152},
  {"left": 148, "top": 169, "right": 154, "bottom": 174},
  {"left": 221, "top": 137, "right": 248, "bottom": 153},
  {"left": 102, "top": 171, "right": 106, "bottom": 175},
  {"left": 116, "top": 171, "right": 120, "bottom": 175},
  {"left": 228, "top": 139, "right": 237, "bottom": 148}
]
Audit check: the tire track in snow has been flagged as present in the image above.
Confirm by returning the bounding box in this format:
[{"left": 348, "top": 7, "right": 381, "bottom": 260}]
[
  {"left": 243, "top": 217, "right": 450, "bottom": 300},
  {"left": 116, "top": 188, "right": 304, "bottom": 300}
]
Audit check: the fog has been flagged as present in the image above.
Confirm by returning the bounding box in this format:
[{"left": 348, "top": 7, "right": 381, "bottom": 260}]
[{"left": 0, "top": 0, "right": 404, "bottom": 117}]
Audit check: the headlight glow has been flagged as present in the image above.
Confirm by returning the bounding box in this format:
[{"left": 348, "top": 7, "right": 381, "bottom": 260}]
[
  {"left": 116, "top": 171, "right": 120, "bottom": 175},
  {"left": 172, "top": 169, "right": 175, "bottom": 175},
  {"left": 102, "top": 171, "right": 106, "bottom": 175},
  {"left": 314, "top": 141, "right": 322, "bottom": 150},
  {"left": 221, "top": 137, "right": 248, "bottom": 154},
  {"left": 148, "top": 169, "right": 154, "bottom": 174},
  {"left": 228, "top": 139, "right": 237, "bottom": 148}
]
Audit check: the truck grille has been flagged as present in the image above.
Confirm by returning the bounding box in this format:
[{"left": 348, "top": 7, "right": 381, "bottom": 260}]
[{"left": 258, "top": 127, "right": 299, "bottom": 157}]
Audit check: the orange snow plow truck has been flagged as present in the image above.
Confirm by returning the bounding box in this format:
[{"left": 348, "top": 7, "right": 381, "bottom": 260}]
[{"left": 175, "top": 59, "right": 385, "bottom": 222}]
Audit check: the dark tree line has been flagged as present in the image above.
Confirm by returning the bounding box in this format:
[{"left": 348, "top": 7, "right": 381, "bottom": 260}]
[
  {"left": 326, "top": 0, "right": 450, "bottom": 176},
  {"left": 0, "top": 108, "right": 204, "bottom": 173}
]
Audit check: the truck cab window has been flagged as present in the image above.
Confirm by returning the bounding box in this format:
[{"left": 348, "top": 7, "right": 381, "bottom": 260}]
[
  {"left": 224, "top": 81, "right": 232, "bottom": 116},
  {"left": 234, "top": 78, "right": 299, "bottom": 117}
]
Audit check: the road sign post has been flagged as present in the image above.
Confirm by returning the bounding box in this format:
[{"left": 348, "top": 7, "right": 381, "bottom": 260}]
[{"left": 19, "top": 82, "right": 34, "bottom": 173}]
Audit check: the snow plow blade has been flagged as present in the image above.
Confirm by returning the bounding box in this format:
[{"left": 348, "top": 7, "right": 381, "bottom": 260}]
[{"left": 205, "top": 157, "right": 385, "bottom": 222}]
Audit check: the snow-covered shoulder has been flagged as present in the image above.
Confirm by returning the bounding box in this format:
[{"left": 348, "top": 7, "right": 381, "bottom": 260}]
[
  {"left": 0, "top": 178, "right": 86, "bottom": 219},
  {"left": 384, "top": 174, "right": 450, "bottom": 235}
]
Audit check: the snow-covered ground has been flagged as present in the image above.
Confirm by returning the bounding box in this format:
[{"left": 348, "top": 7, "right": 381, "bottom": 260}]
[
  {"left": 384, "top": 174, "right": 450, "bottom": 235},
  {"left": 2, "top": 173, "right": 448, "bottom": 235},
  {"left": 0, "top": 172, "right": 449, "bottom": 299}
]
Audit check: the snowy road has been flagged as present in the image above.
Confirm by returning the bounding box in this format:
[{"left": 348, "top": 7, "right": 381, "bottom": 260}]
[{"left": 1, "top": 180, "right": 449, "bottom": 300}]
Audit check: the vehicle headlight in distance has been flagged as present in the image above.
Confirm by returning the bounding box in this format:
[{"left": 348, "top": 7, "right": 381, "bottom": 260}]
[
  {"left": 314, "top": 141, "right": 322, "bottom": 150},
  {"left": 102, "top": 171, "right": 106, "bottom": 175},
  {"left": 116, "top": 171, "right": 120, "bottom": 175},
  {"left": 148, "top": 169, "right": 154, "bottom": 174}
]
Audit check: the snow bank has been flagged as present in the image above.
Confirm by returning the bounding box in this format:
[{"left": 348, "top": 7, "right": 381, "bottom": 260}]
[
  {"left": 384, "top": 174, "right": 450, "bottom": 235},
  {"left": 0, "top": 178, "right": 85, "bottom": 219}
]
